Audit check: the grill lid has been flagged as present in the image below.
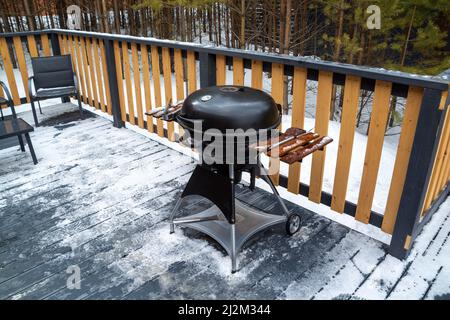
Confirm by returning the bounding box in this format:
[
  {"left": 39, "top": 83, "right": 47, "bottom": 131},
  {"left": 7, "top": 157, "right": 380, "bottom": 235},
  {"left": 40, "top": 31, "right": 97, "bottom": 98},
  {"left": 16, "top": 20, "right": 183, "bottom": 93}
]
[{"left": 178, "top": 86, "right": 281, "bottom": 132}]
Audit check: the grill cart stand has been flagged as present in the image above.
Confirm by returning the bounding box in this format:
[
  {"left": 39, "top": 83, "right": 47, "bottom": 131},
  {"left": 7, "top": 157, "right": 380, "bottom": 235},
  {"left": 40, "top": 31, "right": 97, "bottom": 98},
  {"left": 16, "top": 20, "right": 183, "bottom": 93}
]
[{"left": 169, "top": 161, "right": 302, "bottom": 273}]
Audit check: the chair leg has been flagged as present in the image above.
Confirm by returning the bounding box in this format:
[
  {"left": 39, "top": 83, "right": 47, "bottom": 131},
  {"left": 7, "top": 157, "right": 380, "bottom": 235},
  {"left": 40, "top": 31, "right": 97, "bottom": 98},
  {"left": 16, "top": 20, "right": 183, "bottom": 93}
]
[
  {"left": 38, "top": 101, "right": 43, "bottom": 114},
  {"left": 24, "top": 133, "right": 38, "bottom": 165},
  {"left": 77, "top": 94, "right": 84, "bottom": 119},
  {"left": 18, "top": 134, "right": 25, "bottom": 152},
  {"left": 0, "top": 107, "right": 4, "bottom": 120},
  {"left": 30, "top": 99, "right": 39, "bottom": 127}
]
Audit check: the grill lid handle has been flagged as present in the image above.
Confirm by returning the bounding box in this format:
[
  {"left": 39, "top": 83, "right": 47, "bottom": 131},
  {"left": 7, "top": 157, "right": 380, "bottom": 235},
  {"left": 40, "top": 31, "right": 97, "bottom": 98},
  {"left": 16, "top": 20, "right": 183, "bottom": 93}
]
[{"left": 176, "top": 114, "right": 204, "bottom": 130}]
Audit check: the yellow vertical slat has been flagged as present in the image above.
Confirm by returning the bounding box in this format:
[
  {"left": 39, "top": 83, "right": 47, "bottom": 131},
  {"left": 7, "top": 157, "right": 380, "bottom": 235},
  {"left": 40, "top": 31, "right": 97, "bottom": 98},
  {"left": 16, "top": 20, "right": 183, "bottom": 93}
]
[
  {"left": 58, "top": 35, "right": 64, "bottom": 54},
  {"left": 64, "top": 35, "right": 70, "bottom": 55},
  {"left": 355, "top": 80, "right": 392, "bottom": 223},
  {"left": 100, "top": 40, "right": 112, "bottom": 115},
  {"left": 69, "top": 36, "right": 83, "bottom": 101},
  {"left": 151, "top": 46, "right": 164, "bottom": 137},
  {"left": 75, "top": 37, "right": 87, "bottom": 104},
  {"left": 93, "top": 39, "right": 106, "bottom": 112},
  {"left": 382, "top": 87, "right": 423, "bottom": 232},
  {"left": 233, "top": 57, "right": 244, "bottom": 86},
  {"left": 113, "top": 41, "right": 126, "bottom": 121},
  {"left": 40, "top": 34, "right": 51, "bottom": 56},
  {"left": 174, "top": 49, "right": 185, "bottom": 139},
  {"left": 80, "top": 37, "right": 93, "bottom": 106},
  {"left": 287, "top": 67, "right": 307, "bottom": 194},
  {"left": 12, "top": 36, "right": 30, "bottom": 102},
  {"left": 131, "top": 42, "right": 144, "bottom": 128},
  {"left": 141, "top": 44, "right": 153, "bottom": 132},
  {"left": 447, "top": 140, "right": 450, "bottom": 183},
  {"left": 308, "top": 71, "right": 333, "bottom": 203},
  {"left": 26, "top": 35, "right": 38, "bottom": 57},
  {"left": 251, "top": 60, "right": 263, "bottom": 89},
  {"left": 269, "top": 63, "right": 284, "bottom": 186},
  {"left": 440, "top": 137, "right": 450, "bottom": 192},
  {"left": 422, "top": 105, "right": 450, "bottom": 213},
  {"left": 187, "top": 51, "right": 197, "bottom": 94},
  {"left": 216, "top": 55, "right": 226, "bottom": 85},
  {"left": 66, "top": 35, "right": 76, "bottom": 68},
  {"left": 86, "top": 38, "right": 99, "bottom": 109},
  {"left": 174, "top": 49, "right": 185, "bottom": 101},
  {"left": 433, "top": 109, "right": 450, "bottom": 196},
  {"left": 439, "top": 91, "right": 448, "bottom": 110},
  {"left": 122, "top": 41, "right": 135, "bottom": 125},
  {"left": 330, "top": 75, "right": 362, "bottom": 212},
  {"left": 162, "top": 47, "right": 175, "bottom": 141},
  {"left": 436, "top": 124, "right": 450, "bottom": 194},
  {"left": 0, "top": 38, "right": 21, "bottom": 105}
]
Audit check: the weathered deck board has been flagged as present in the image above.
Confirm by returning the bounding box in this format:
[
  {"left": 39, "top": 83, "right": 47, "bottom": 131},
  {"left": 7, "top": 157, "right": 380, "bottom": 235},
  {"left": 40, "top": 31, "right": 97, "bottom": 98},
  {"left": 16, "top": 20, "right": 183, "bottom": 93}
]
[{"left": 0, "top": 103, "right": 449, "bottom": 300}]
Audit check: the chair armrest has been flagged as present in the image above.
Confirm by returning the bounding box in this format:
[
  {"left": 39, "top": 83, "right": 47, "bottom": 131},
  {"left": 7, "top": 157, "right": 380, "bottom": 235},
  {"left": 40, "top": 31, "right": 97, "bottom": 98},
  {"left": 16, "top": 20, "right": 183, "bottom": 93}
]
[
  {"left": 0, "top": 80, "right": 13, "bottom": 103},
  {"left": 28, "top": 76, "right": 35, "bottom": 100}
]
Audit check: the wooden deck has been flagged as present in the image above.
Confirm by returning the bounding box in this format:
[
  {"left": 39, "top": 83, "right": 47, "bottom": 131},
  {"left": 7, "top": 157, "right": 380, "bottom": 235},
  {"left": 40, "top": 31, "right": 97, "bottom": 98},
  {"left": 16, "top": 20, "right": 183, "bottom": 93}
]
[{"left": 0, "top": 104, "right": 449, "bottom": 300}]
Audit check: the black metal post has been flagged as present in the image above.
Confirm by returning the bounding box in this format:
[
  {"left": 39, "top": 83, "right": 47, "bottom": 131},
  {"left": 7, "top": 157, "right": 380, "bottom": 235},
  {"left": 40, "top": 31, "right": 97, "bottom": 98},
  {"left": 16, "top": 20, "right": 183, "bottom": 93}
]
[
  {"left": 49, "top": 32, "right": 61, "bottom": 55},
  {"left": 199, "top": 52, "right": 216, "bottom": 88},
  {"left": 389, "top": 88, "right": 447, "bottom": 259},
  {"left": 103, "top": 39, "right": 124, "bottom": 128}
]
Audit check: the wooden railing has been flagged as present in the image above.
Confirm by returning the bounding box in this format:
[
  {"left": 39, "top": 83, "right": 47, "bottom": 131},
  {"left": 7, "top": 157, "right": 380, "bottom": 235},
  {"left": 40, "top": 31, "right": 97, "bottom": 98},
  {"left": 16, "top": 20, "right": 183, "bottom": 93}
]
[{"left": 0, "top": 29, "right": 449, "bottom": 259}]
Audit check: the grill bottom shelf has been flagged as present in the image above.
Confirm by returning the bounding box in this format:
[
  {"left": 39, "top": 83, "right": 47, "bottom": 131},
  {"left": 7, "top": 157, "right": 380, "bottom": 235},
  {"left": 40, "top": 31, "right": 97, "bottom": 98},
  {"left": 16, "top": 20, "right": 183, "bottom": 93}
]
[{"left": 174, "top": 199, "right": 287, "bottom": 260}]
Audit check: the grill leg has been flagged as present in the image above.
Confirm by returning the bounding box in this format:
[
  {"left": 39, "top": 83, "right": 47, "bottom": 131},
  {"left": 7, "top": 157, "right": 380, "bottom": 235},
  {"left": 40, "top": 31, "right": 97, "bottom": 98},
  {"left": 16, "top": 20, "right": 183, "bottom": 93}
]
[
  {"left": 169, "top": 198, "right": 183, "bottom": 234},
  {"left": 259, "top": 164, "right": 290, "bottom": 217},
  {"left": 231, "top": 223, "right": 237, "bottom": 273},
  {"left": 229, "top": 164, "right": 238, "bottom": 273}
]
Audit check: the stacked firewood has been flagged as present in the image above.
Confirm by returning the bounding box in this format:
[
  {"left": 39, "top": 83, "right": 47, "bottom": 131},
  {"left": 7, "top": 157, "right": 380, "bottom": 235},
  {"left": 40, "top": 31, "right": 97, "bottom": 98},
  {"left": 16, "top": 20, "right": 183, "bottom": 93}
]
[
  {"left": 254, "top": 127, "right": 333, "bottom": 164},
  {"left": 145, "top": 100, "right": 184, "bottom": 121}
]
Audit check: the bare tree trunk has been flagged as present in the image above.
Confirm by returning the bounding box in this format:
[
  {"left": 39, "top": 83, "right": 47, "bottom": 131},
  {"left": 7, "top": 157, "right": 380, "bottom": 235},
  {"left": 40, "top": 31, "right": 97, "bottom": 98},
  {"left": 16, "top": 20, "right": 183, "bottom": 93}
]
[
  {"left": 400, "top": 5, "right": 416, "bottom": 67},
  {"left": 330, "top": 0, "right": 345, "bottom": 120},
  {"left": 240, "top": 0, "right": 245, "bottom": 49},
  {"left": 102, "top": 0, "right": 110, "bottom": 33},
  {"left": 225, "top": 5, "right": 230, "bottom": 47},
  {"left": 23, "top": 0, "right": 35, "bottom": 30},
  {"left": 333, "top": 0, "right": 344, "bottom": 61},
  {"left": 300, "top": 0, "right": 308, "bottom": 55},
  {"left": 113, "top": 0, "right": 120, "bottom": 33},
  {"left": 217, "top": 2, "right": 222, "bottom": 46},
  {"left": 282, "top": 0, "right": 292, "bottom": 114}
]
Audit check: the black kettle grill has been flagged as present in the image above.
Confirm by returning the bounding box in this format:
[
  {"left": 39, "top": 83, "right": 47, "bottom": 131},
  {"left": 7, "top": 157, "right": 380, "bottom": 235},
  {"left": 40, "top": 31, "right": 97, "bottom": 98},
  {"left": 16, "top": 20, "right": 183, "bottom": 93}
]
[{"left": 163, "top": 86, "right": 302, "bottom": 273}]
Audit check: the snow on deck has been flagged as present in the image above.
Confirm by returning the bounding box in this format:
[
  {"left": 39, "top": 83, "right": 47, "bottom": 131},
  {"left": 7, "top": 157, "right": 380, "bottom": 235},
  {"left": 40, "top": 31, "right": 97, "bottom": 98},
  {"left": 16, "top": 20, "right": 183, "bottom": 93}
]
[{"left": 0, "top": 104, "right": 448, "bottom": 300}]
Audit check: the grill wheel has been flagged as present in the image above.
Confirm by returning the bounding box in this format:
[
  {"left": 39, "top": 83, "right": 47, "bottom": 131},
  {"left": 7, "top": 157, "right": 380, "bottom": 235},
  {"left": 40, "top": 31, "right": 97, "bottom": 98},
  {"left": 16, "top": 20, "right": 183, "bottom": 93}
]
[{"left": 286, "top": 213, "right": 302, "bottom": 236}]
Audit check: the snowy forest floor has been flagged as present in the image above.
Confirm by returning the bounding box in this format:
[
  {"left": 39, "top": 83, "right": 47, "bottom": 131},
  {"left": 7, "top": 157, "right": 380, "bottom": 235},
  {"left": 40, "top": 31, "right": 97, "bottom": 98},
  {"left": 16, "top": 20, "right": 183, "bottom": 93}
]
[{"left": 0, "top": 103, "right": 449, "bottom": 300}]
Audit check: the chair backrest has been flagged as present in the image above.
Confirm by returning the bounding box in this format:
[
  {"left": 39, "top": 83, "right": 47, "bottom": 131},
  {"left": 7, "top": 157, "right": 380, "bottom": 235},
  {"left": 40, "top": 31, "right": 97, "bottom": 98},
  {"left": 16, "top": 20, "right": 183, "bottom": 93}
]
[
  {"left": 31, "top": 55, "right": 75, "bottom": 90},
  {"left": 0, "top": 81, "right": 17, "bottom": 119}
]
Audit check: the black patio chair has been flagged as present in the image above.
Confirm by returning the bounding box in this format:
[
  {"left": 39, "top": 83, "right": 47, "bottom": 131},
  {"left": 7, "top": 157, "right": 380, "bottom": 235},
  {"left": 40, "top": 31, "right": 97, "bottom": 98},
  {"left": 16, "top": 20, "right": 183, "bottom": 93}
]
[
  {"left": 0, "top": 81, "right": 38, "bottom": 165},
  {"left": 28, "top": 54, "right": 83, "bottom": 127}
]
